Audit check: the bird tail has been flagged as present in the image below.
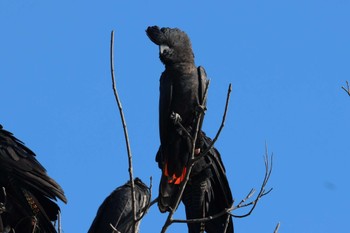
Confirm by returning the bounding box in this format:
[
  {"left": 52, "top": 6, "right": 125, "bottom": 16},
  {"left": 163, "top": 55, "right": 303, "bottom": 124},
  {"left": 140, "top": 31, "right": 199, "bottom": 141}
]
[{"left": 163, "top": 163, "right": 187, "bottom": 185}]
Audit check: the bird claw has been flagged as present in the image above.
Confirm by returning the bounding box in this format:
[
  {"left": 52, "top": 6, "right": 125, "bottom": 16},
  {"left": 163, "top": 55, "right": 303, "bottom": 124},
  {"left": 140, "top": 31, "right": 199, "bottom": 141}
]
[
  {"left": 170, "top": 112, "right": 182, "bottom": 125},
  {"left": 0, "top": 203, "right": 5, "bottom": 214}
]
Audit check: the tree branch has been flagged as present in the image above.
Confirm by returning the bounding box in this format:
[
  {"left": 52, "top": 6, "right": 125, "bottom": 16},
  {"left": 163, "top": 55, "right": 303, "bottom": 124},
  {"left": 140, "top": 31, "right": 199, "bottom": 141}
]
[
  {"left": 0, "top": 187, "right": 6, "bottom": 233},
  {"left": 110, "top": 30, "right": 137, "bottom": 232},
  {"left": 161, "top": 82, "right": 236, "bottom": 233},
  {"left": 171, "top": 145, "right": 273, "bottom": 226},
  {"left": 342, "top": 81, "right": 350, "bottom": 96},
  {"left": 57, "top": 210, "right": 62, "bottom": 233},
  {"left": 274, "top": 222, "right": 281, "bottom": 233},
  {"left": 135, "top": 177, "right": 153, "bottom": 222},
  {"left": 231, "top": 143, "right": 273, "bottom": 218},
  {"left": 194, "top": 83, "right": 232, "bottom": 163},
  {"left": 160, "top": 80, "right": 211, "bottom": 233}
]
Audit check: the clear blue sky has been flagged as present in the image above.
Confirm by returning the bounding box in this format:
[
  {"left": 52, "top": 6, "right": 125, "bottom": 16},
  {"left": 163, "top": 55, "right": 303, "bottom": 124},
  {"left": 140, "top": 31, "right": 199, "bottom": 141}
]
[{"left": 1, "top": 1, "right": 350, "bottom": 232}]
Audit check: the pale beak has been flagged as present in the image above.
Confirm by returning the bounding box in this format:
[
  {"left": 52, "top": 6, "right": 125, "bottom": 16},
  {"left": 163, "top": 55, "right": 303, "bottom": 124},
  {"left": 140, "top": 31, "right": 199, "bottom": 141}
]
[{"left": 159, "top": 44, "right": 170, "bottom": 54}]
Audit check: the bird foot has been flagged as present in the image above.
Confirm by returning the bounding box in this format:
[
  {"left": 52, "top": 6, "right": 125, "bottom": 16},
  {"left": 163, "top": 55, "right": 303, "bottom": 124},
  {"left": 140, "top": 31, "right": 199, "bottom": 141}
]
[{"left": 170, "top": 112, "right": 182, "bottom": 125}]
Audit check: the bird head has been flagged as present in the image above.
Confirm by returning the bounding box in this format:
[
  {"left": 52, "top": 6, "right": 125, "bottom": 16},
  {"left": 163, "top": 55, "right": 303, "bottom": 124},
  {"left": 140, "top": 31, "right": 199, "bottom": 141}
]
[{"left": 146, "top": 26, "right": 194, "bottom": 65}]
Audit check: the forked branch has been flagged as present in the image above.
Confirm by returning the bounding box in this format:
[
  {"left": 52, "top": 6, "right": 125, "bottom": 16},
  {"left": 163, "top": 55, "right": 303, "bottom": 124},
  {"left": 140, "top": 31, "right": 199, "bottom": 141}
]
[
  {"left": 342, "top": 81, "right": 350, "bottom": 96},
  {"left": 160, "top": 80, "right": 211, "bottom": 233},
  {"left": 274, "top": 222, "right": 281, "bottom": 233},
  {"left": 171, "top": 147, "right": 273, "bottom": 225},
  {"left": 161, "top": 82, "right": 235, "bottom": 233},
  {"left": 231, "top": 145, "right": 273, "bottom": 218},
  {"left": 110, "top": 30, "right": 137, "bottom": 233}
]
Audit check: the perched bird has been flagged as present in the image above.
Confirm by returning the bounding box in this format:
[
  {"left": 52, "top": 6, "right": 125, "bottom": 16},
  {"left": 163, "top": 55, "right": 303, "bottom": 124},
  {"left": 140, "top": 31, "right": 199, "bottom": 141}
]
[
  {"left": 0, "top": 124, "right": 67, "bottom": 233},
  {"left": 182, "top": 132, "right": 234, "bottom": 233},
  {"left": 146, "top": 26, "right": 208, "bottom": 212},
  {"left": 88, "top": 178, "right": 151, "bottom": 233}
]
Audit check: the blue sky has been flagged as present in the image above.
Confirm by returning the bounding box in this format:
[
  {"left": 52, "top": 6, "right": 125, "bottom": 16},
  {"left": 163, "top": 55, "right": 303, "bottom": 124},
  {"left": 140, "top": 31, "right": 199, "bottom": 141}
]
[{"left": 1, "top": 1, "right": 350, "bottom": 232}]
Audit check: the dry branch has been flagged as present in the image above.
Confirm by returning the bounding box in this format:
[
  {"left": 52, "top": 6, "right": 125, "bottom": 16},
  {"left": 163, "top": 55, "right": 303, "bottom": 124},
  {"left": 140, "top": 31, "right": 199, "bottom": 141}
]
[
  {"left": 274, "top": 222, "right": 281, "bottom": 233},
  {"left": 110, "top": 30, "right": 137, "bottom": 233},
  {"left": 160, "top": 82, "right": 239, "bottom": 233},
  {"left": 342, "top": 81, "right": 350, "bottom": 96},
  {"left": 0, "top": 187, "right": 6, "bottom": 232},
  {"left": 57, "top": 210, "right": 62, "bottom": 233},
  {"left": 171, "top": 145, "right": 273, "bottom": 227},
  {"left": 135, "top": 177, "right": 153, "bottom": 222},
  {"left": 231, "top": 144, "right": 273, "bottom": 218},
  {"left": 194, "top": 83, "right": 232, "bottom": 163},
  {"left": 160, "top": 80, "right": 211, "bottom": 233}
]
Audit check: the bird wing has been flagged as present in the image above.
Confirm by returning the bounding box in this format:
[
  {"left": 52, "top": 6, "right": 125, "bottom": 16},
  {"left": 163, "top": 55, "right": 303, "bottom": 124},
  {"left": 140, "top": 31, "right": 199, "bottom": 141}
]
[
  {"left": 157, "top": 71, "right": 173, "bottom": 163},
  {"left": 0, "top": 126, "right": 67, "bottom": 204}
]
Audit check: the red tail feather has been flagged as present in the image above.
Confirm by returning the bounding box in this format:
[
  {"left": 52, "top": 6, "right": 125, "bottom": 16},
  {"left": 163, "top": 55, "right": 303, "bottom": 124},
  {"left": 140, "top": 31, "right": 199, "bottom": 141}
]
[{"left": 164, "top": 163, "right": 187, "bottom": 184}]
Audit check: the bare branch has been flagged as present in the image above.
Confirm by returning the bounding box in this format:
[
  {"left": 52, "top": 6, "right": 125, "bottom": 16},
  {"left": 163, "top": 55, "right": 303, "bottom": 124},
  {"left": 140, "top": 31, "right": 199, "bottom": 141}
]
[
  {"left": 232, "top": 145, "right": 273, "bottom": 218},
  {"left": 194, "top": 83, "right": 232, "bottom": 163},
  {"left": 172, "top": 145, "right": 273, "bottom": 225},
  {"left": 274, "top": 222, "right": 281, "bottom": 233},
  {"left": 342, "top": 81, "right": 350, "bottom": 96},
  {"left": 135, "top": 177, "right": 153, "bottom": 222},
  {"left": 110, "top": 30, "right": 137, "bottom": 232},
  {"left": 31, "top": 216, "right": 38, "bottom": 233},
  {"left": 160, "top": 80, "right": 211, "bottom": 233},
  {"left": 0, "top": 187, "right": 6, "bottom": 214},
  {"left": 57, "top": 210, "right": 62, "bottom": 233},
  {"left": 111, "top": 200, "right": 129, "bottom": 232},
  {"left": 0, "top": 187, "right": 6, "bottom": 232},
  {"left": 223, "top": 214, "right": 231, "bottom": 233},
  {"left": 109, "top": 223, "right": 121, "bottom": 233},
  {"left": 158, "top": 81, "right": 272, "bottom": 232}
]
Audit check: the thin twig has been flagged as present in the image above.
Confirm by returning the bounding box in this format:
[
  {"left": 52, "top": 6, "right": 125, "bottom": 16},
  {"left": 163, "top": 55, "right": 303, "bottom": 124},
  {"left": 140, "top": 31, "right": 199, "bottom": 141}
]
[
  {"left": 172, "top": 146, "right": 273, "bottom": 224},
  {"left": 0, "top": 188, "right": 5, "bottom": 233},
  {"left": 223, "top": 213, "right": 231, "bottom": 233},
  {"left": 232, "top": 144, "right": 273, "bottom": 218},
  {"left": 149, "top": 197, "right": 158, "bottom": 208},
  {"left": 135, "top": 177, "right": 153, "bottom": 222},
  {"left": 110, "top": 224, "right": 121, "bottom": 233},
  {"left": 31, "top": 216, "right": 38, "bottom": 233},
  {"left": 110, "top": 30, "right": 137, "bottom": 232},
  {"left": 0, "top": 187, "right": 6, "bottom": 214},
  {"left": 57, "top": 210, "right": 62, "bottom": 233},
  {"left": 274, "top": 222, "right": 281, "bottom": 233},
  {"left": 161, "top": 82, "right": 236, "bottom": 232},
  {"left": 194, "top": 83, "right": 232, "bottom": 163},
  {"left": 342, "top": 81, "right": 350, "bottom": 96}
]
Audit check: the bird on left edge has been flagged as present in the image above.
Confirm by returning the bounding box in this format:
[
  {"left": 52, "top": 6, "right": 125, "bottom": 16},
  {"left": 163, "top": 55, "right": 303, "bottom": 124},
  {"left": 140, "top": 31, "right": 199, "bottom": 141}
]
[{"left": 0, "top": 124, "right": 67, "bottom": 233}]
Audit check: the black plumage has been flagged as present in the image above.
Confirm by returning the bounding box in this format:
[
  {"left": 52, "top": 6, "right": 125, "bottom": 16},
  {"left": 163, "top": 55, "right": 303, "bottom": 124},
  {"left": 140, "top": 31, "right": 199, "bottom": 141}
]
[
  {"left": 0, "top": 124, "right": 67, "bottom": 233},
  {"left": 182, "top": 132, "right": 233, "bottom": 233},
  {"left": 88, "top": 178, "right": 151, "bottom": 233},
  {"left": 146, "top": 26, "right": 207, "bottom": 212}
]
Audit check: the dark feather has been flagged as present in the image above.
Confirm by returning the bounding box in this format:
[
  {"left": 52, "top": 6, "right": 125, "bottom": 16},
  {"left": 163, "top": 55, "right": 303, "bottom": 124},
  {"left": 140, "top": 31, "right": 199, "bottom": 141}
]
[
  {"left": 0, "top": 124, "right": 67, "bottom": 233},
  {"left": 88, "top": 178, "right": 151, "bottom": 233},
  {"left": 182, "top": 132, "right": 234, "bottom": 233}
]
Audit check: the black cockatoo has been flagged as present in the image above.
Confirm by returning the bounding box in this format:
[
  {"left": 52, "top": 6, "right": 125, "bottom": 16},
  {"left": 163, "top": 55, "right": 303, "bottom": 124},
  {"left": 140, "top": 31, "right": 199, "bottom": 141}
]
[
  {"left": 88, "top": 178, "right": 151, "bottom": 233},
  {"left": 0, "top": 124, "right": 67, "bottom": 233},
  {"left": 182, "top": 132, "right": 234, "bottom": 233},
  {"left": 146, "top": 26, "right": 208, "bottom": 212}
]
